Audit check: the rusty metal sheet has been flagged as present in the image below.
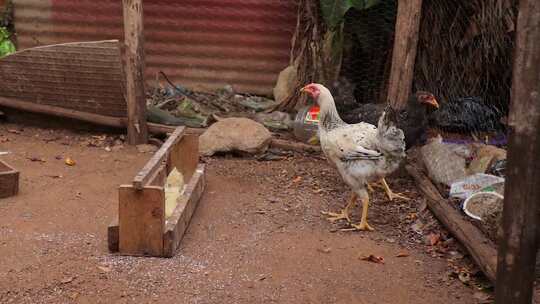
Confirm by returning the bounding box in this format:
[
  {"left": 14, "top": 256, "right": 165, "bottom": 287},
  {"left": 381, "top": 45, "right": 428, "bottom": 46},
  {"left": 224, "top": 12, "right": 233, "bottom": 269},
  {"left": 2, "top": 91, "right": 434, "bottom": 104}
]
[
  {"left": 13, "top": 0, "right": 298, "bottom": 95},
  {"left": 0, "top": 40, "right": 127, "bottom": 117}
]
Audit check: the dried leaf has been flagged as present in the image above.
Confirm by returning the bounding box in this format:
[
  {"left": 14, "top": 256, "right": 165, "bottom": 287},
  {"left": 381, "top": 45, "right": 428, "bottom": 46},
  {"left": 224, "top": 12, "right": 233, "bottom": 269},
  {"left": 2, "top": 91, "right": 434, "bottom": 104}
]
[
  {"left": 60, "top": 276, "right": 74, "bottom": 284},
  {"left": 65, "top": 157, "right": 76, "bottom": 166},
  {"left": 360, "top": 254, "right": 385, "bottom": 264},
  {"left": 27, "top": 157, "right": 46, "bottom": 163},
  {"left": 317, "top": 247, "right": 332, "bottom": 254},
  {"left": 292, "top": 176, "right": 302, "bottom": 183},
  {"left": 428, "top": 233, "right": 441, "bottom": 246},
  {"left": 396, "top": 252, "right": 410, "bottom": 258},
  {"left": 473, "top": 291, "right": 491, "bottom": 303},
  {"left": 97, "top": 266, "right": 112, "bottom": 273}
]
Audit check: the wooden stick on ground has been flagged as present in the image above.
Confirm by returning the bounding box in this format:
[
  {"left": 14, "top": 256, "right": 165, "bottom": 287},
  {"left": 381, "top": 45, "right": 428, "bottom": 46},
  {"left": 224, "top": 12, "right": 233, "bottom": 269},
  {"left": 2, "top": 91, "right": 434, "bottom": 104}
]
[{"left": 406, "top": 165, "right": 498, "bottom": 283}]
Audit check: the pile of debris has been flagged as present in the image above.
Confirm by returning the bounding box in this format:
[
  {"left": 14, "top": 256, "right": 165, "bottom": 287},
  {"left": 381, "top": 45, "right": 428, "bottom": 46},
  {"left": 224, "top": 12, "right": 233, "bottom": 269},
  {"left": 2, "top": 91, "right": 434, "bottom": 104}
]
[
  {"left": 146, "top": 74, "right": 294, "bottom": 132},
  {"left": 419, "top": 135, "right": 507, "bottom": 242}
]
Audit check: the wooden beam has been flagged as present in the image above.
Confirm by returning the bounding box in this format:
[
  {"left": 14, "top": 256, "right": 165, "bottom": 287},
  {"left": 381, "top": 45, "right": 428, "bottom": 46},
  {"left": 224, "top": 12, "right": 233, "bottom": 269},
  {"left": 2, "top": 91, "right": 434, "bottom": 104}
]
[
  {"left": 123, "top": 0, "right": 148, "bottom": 145},
  {"left": 387, "top": 0, "right": 423, "bottom": 109},
  {"left": 163, "top": 164, "right": 206, "bottom": 257},
  {"left": 406, "top": 165, "right": 498, "bottom": 282},
  {"left": 0, "top": 96, "right": 181, "bottom": 135},
  {"left": 495, "top": 0, "right": 540, "bottom": 302},
  {"left": 132, "top": 127, "right": 185, "bottom": 190}
]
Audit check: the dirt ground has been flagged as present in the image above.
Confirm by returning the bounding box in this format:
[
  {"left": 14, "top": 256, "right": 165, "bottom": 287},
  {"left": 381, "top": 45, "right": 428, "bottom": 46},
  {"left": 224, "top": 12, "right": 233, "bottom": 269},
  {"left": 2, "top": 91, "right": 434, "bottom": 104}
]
[{"left": 0, "top": 121, "right": 486, "bottom": 304}]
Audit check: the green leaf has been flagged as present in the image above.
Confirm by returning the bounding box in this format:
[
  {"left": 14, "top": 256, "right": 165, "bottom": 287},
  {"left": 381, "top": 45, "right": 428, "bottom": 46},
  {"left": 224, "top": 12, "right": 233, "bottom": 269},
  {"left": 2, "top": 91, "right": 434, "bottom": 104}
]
[
  {"left": 0, "top": 40, "right": 15, "bottom": 58},
  {"left": 0, "top": 27, "right": 15, "bottom": 58},
  {"left": 349, "top": 0, "right": 381, "bottom": 10},
  {"left": 320, "top": 0, "right": 382, "bottom": 29},
  {"left": 320, "top": 0, "right": 352, "bottom": 29}
]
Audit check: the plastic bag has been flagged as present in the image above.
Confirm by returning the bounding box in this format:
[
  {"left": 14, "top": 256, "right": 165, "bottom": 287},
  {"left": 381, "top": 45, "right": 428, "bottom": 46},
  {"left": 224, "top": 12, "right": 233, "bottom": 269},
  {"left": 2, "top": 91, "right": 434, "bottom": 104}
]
[{"left": 449, "top": 173, "right": 504, "bottom": 200}]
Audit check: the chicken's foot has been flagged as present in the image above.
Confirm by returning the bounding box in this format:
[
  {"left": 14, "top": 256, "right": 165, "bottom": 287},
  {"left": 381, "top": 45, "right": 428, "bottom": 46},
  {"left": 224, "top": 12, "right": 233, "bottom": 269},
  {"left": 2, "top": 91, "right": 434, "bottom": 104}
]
[
  {"left": 322, "top": 193, "right": 356, "bottom": 223},
  {"left": 350, "top": 196, "right": 374, "bottom": 231},
  {"left": 380, "top": 178, "right": 409, "bottom": 201}
]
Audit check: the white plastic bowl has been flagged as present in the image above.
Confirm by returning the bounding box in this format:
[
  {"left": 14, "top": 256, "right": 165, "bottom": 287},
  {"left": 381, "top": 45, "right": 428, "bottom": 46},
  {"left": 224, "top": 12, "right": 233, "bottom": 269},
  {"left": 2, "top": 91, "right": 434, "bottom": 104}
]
[{"left": 463, "top": 191, "right": 504, "bottom": 221}]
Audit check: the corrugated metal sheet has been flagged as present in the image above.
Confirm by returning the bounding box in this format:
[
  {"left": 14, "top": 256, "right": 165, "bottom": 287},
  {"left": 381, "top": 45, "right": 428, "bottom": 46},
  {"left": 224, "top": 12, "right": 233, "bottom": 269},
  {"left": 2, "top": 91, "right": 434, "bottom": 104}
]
[
  {"left": 13, "top": 0, "right": 297, "bottom": 95},
  {"left": 0, "top": 40, "right": 126, "bottom": 117}
]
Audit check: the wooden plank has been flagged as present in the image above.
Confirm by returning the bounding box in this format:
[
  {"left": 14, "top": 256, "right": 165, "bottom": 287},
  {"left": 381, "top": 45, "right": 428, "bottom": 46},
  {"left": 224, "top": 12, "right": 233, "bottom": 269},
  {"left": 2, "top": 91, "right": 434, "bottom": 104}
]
[
  {"left": 0, "top": 40, "right": 127, "bottom": 117},
  {"left": 406, "top": 165, "right": 498, "bottom": 282},
  {"left": 169, "top": 134, "right": 199, "bottom": 182},
  {"left": 118, "top": 185, "right": 165, "bottom": 256},
  {"left": 0, "top": 160, "right": 19, "bottom": 198},
  {"left": 123, "top": 0, "right": 148, "bottom": 144},
  {"left": 107, "top": 217, "right": 119, "bottom": 253},
  {"left": 148, "top": 162, "right": 167, "bottom": 187},
  {"left": 132, "top": 127, "right": 185, "bottom": 190},
  {"left": 0, "top": 96, "right": 182, "bottom": 135},
  {"left": 163, "top": 164, "right": 206, "bottom": 257},
  {"left": 495, "top": 0, "right": 540, "bottom": 302},
  {"left": 387, "top": 0, "right": 423, "bottom": 109}
]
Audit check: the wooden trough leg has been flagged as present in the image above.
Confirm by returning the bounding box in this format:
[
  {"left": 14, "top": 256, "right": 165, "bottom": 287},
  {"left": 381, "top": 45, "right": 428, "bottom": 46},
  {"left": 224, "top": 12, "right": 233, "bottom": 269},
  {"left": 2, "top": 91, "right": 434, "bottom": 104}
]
[{"left": 118, "top": 186, "right": 165, "bottom": 256}]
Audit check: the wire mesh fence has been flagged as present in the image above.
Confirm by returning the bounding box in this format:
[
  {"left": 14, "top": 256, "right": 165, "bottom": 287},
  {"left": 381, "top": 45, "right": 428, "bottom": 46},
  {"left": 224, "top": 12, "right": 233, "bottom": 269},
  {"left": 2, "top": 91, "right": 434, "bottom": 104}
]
[
  {"left": 0, "top": 0, "right": 519, "bottom": 137},
  {"left": 414, "top": 0, "right": 517, "bottom": 136}
]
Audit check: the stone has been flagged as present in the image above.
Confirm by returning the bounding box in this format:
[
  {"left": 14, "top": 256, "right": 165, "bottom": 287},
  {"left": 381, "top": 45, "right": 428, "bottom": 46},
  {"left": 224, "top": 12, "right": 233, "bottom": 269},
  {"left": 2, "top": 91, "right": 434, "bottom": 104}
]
[
  {"left": 199, "top": 118, "right": 272, "bottom": 156},
  {"left": 273, "top": 65, "right": 298, "bottom": 104}
]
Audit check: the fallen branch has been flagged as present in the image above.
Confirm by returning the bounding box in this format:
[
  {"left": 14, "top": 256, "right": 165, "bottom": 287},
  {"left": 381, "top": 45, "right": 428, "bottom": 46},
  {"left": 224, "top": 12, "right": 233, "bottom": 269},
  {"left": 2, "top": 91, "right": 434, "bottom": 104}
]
[
  {"left": 406, "top": 164, "right": 498, "bottom": 283},
  {"left": 270, "top": 138, "right": 321, "bottom": 153}
]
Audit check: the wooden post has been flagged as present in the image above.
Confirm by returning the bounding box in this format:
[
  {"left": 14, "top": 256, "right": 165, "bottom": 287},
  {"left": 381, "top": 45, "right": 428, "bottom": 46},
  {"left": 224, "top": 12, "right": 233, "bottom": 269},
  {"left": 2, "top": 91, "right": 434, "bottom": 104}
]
[
  {"left": 123, "top": 0, "right": 148, "bottom": 145},
  {"left": 495, "top": 0, "right": 540, "bottom": 303},
  {"left": 387, "top": 0, "right": 423, "bottom": 109}
]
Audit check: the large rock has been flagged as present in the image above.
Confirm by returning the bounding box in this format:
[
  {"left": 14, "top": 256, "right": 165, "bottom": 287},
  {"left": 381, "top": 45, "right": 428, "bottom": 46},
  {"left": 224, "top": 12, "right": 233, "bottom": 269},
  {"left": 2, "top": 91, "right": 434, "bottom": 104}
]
[
  {"left": 273, "top": 65, "right": 298, "bottom": 104},
  {"left": 199, "top": 118, "right": 272, "bottom": 156}
]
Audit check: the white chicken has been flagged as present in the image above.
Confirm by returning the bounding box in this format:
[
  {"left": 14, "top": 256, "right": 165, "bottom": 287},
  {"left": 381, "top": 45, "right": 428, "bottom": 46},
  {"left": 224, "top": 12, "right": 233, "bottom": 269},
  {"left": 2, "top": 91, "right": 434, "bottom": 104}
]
[{"left": 301, "top": 83, "right": 407, "bottom": 231}]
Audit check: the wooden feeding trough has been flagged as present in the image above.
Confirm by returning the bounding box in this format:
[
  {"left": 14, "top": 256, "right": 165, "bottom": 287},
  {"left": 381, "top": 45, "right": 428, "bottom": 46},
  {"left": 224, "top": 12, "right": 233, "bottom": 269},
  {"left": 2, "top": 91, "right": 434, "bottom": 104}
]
[
  {"left": 108, "top": 127, "right": 206, "bottom": 257},
  {"left": 0, "top": 159, "right": 19, "bottom": 198}
]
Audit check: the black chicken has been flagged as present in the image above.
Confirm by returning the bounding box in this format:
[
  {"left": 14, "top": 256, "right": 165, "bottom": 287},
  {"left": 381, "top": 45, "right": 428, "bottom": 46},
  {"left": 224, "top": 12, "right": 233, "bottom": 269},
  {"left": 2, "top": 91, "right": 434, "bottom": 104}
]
[
  {"left": 338, "top": 91, "right": 439, "bottom": 149},
  {"left": 427, "top": 96, "right": 506, "bottom": 133}
]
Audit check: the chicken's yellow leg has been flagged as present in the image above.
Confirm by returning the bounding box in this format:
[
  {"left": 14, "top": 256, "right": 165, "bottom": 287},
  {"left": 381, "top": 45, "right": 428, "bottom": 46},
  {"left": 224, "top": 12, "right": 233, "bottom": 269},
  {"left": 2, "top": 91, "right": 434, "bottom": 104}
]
[
  {"left": 380, "top": 178, "right": 409, "bottom": 201},
  {"left": 351, "top": 196, "right": 374, "bottom": 231},
  {"left": 321, "top": 193, "right": 357, "bottom": 223}
]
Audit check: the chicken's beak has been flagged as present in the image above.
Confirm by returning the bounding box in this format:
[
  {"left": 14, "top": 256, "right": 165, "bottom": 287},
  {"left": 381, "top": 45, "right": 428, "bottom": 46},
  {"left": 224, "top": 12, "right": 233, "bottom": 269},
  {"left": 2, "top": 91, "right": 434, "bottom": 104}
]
[{"left": 424, "top": 97, "right": 439, "bottom": 109}]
